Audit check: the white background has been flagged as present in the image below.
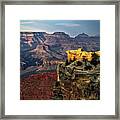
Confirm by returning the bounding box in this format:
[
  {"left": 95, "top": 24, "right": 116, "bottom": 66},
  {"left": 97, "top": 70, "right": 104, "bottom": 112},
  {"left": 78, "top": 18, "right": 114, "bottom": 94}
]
[{"left": 5, "top": 5, "right": 115, "bottom": 115}]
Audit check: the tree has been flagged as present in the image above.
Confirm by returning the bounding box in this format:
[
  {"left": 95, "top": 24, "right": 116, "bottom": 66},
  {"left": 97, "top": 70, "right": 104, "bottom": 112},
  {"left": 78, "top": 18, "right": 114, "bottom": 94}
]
[
  {"left": 91, "top": 53, "right": 100, "bottom": 66},
  {"left": 52, "top": 81, "right": 63, "bottom": 100}
]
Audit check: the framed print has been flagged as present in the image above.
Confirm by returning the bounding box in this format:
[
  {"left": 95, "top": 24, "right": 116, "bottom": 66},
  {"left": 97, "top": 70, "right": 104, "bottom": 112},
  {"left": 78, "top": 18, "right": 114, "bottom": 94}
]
[{"left": 0, "top": 0, "right": 119, "bottom": 119}]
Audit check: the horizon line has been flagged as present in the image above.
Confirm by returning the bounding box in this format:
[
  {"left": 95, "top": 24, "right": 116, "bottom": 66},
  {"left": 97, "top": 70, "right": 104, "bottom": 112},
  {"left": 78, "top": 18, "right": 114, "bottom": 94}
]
[{"left": 20, "top": 31, "right": 100, "bottom": 37}]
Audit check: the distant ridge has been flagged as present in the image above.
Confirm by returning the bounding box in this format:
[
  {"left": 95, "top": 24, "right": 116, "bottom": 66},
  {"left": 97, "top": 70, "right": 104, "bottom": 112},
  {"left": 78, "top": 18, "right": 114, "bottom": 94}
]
[{"left": 20, "top": 31, "right": 99, "bottom": 38}]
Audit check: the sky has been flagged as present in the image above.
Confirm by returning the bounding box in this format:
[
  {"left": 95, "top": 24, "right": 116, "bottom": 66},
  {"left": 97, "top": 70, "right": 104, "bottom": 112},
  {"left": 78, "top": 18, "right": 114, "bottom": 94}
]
[{"left": 20, "top": 20, "right": 100, "bottom": 37}]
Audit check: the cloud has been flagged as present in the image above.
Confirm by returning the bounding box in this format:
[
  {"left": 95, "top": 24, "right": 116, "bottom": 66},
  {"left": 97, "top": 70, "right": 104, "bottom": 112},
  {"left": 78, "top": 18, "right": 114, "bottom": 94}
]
[
  {"left": 20, "top": 21, "right": 35, "bottom": 25},
  {"left": 55, "top": 23, "right": 80, "bottom": 27},
  {"left": 20, "top": 25, "right": 53, "bottom": 34},
  {"left": 20, "top": 25, "right": 47, "bottom": 32}
]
